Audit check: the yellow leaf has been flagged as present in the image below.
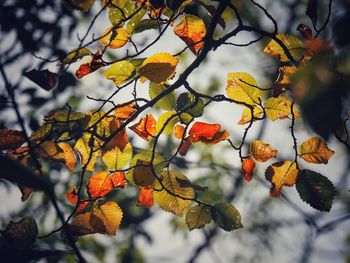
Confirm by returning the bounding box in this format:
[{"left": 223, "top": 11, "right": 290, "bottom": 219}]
[
  {"left": 226, "top": 72, "right": 263, "bottom": 105},
  {"left": 138, "top": 53, "right": 178, "bottom": 83},
  {"left": 174, "top": 15, "right": 206, "bottom": 54},
  {"left": 90, "top": 201, "right": 123, "bottom": 235},
  {"left": 74, "top": 133, "right": 102, "bottom": 172},
  {"left": 69, "top": 212, "right": 94, "bottom": 237},
  {"left": 154, "top": 170, "right": 194, "bottom": 216},
  {"left": 104, "top": 60, "right": 135, "bottom": 85},
  {"left": 251, "top": 140, "right": 278, "bottom": 162},
  {"left": 102, "top": 143, "right": 133, "bottom": 170},
  {"left": 100, "top": 27, "right": 129, "bottom": 49},
  {"left": 156, "top": 111, "right": 179, "bottom": 135},
  {"left": 300, "top": 137, "right": 334, "bottom": 164},
  {"left": 264, "top": 96, "right": 298, "bottom": 121},
  {"left": 237, "top": 106, "right": 263, "bottom": 125},
  {"left": 263, "top": 33, "right": 305, "bottom": 62},
  {"left": 265, "top": 161, "right": 299, "bottom": 197}
]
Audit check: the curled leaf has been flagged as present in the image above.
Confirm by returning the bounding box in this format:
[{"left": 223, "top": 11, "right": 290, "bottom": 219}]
[
  {"left": 242, "top": 157, "right": 255, "bottom": 182},
  {"left": 251, "top": 140, "right": 278, "bottom": 162},
  {"left": 136, "top": 187, "right": 154, "bottom": 207},
  {"left": 129, "top": 114, "right": 156, "bottom": 141},
  {"left": 299, "top": 136, "right": 334, "bottom": 164},
  {"left": 0, "top": 128, "right": 24, "bottom": 150}
]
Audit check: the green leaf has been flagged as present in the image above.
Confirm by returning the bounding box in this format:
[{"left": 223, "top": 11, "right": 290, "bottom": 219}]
[
  {"left": 104, "top": 60, "right": 135, "bottom": 85},
  {"left": 149, "top": 82, "right": 176, "bottom": 111},
  {"left": 109, "top": 8, "right": 124, "bottom": 26},
  {"left": 185, "top": 205, "right": 212, "bottom": 231},
  {"left": 126, "top": 8, "right": 146, "bottom": 35},
  {"left": 134, "top": 19, "right": 159, "bottom": 33},
  {"left": 211, "top": 202, "right": 243, "bottom": 231},
  {"left": 156, "top": 111, "right": 179, "bottom": 135},
  {"left": 2, "top": 217, "right": 38, "bottom": 248},
  {"left": 176, "top": 92, "right": 204, "bottom": 117},
  {"left": 154, "top": 170, "right": 195, "bottom": 216},
  {"left": 62, "top": 48, "right": 92, "bottom": 64},
  {"left": 296, "top": 169, "right": 336, "bottom": 212}
]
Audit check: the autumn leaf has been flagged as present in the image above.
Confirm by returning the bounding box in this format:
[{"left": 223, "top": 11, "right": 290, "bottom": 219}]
[
  {"left": 62, "top": 48, "right": 92, "bottom": 64},
  {"left": 104, "top": 60, "right": 135, "bottom": 85},
  {"left": 154, "top": 170, "right": 194, "bottom": 216},
  {"left": 174, "top": 15, "right": 206, "bottom": 54},
  {"left": 237, "top": 106, "right": 263, "bottom": 125},
  {"left": 69, "top": 212, "right": 94, "bottom": 237},
  {"left": 185, "top": 205, "right": 212, "bottom": 231},
  {"left": 149, "top": 82, "right": 177, "bottom": 111},
  {"left": 263, "top": 33, "right": 305, "bottom": 62},
  {"left": 174, "top": 124, "right": 185, "bottom": 139},
  {"left": 226, "top": 72, "right": 263, "bottom": 105},
  {"left": 0, "top": 128, "right": 24, "bottom": 150},
  {"left": 136, "top": 187, "right": 154, "bottom": 208},
  {"left": 104, "top": 118, "right": 129, "bottom": 152},
  {"left": 265, "top": 161, "right": 299, "bottom": 197},
  {"left": 65, "top": 187, "right": 90, "bottom": 212},
  {"left": 156, "top": 111, "right": 179, "bottom": 135},
  {"left": 264, "top": 96, "right": 298, "bottom": 121},
  {"left": 296, "top": 169, "right": 335, "bottom": 212},
  {"left": 2, "top": 217, "right": 38, "bottom": 248},
  {"left": 74, "top": 133, "right": 102, "bottom": 172},
  {"left": 242, "top": 157, "right": 255, "bottom": 182},
  {"left": 188, "top": 122, "right": 229, "bottom": 144},
  {"left": 36, "top": 141, "right": 77, "bottom": 171},
  {"left": 114, "top": 102, "right": 137, "bottom": 120},
  {"left": 102, "top": 143, "right": 133, "bottom": 170},
  {"left": 24, "top": 69, "right": 58, "bottom": 91},
  {"left": 211, "top": 202, "right": 243, "bottom": 231},
  {"left": 133, "top": 160, "right": 156, "bottom": 187},
  {"left": 75, "top": 51, "right": 105, "bottom": 79},
  {"left": 100, "top": 27, "right": 129, "bottom": 49},
  {"left": 87, "top": 171, "right": 126, "bottom": 199},
  {"left": 90, "top": 201, "right": 123, "bottom": 235},
  {"left": 129, "top": 114, "right": 156, "bottom": 141},
  {"left": 138, "top": 53, "right": 178, "bottom": 83},
  {"left": 251, "top": 140, "right": 278, "bottom": 162},
  {"left": 299, "top": 136, "right": 334, "bottom": 164}
]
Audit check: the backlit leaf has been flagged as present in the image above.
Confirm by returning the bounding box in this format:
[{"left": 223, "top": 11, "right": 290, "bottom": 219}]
[
  {"left": 265, "top": 161, "right": 299, "bottom": 197},
  {"left": 136, "top": 187, "right": 154, "bottom": 207},
  {"left": 0, "top": 128, "right": 24, "bottom": 150},
  {"left": 104, "top": 118, "right": 129, "bottom": 152},
  {"left": 114, "top": 103, "right": 137, "bottom": 119},
  {"left": 149, "top": 82, "right": 176, "bottom": 111},
  {"left": 74, "top": 133, "right": 102, "bottom": 172},
  {"left": 237, "top": 106, "right": 263, "bottom": 125},
  {"left": 251, "top": 140, "right": 278, "bottom": 162},
  {"left": 104, "top": 60, "right": 135, "bottom": 85},
  {"left": 242, "top": 157, "right": 255, "bottom": 182},
  {"left": 296, "top": 169, "right": 335, "bottom": 212},
  {"left": 90, "top": 201, "right": 123, "bottom": 235},
  {"left": 174, "top": 15, "right": 206, "bottom": 54},
  {"left": 65, "top": 186, "right": 90, "bottom": 212},
  {"left": 87, "top": 171, "right": 126, "bottom": 199},
  {"left": 264, "top": 96, "right": 297, "bottom": 121},
  {"left": 299, "top": 137, "right": 334, "bottom": 164},
  {"left": 174, "top": 124, "right": 185, "bottom": 139},
  {"left": 156, "top": 111, "right": 179, "bottom": 135},
  {"left": 3, "top": 217, "right": 38, "bottom": 248},
  {"left": 138, "top": 53, "right": 178, "bottom": 83},
  {"left": 126, "top": 7, "right": 146, "bottom": 34},
  {"left": 185, "top": 205, "right": 212, "bottom": 231},
  {"left": 211, "top": 202, "right": 243, "bottom": 231},
  {"left": 133, "top": 160, "right": 156, "bottom": 187},
  {"left": 102, "top": 143, "right": 133, "bottom": 170},
  {"left": 154, "top": 170, "right": 195, "bottom": 216},
  {"left": 176, "top": 92, "right": 204, "bottom": 117},
  {"left": 108, "top": 7, "right": 124, "bottom": 26},
  {"left": 226, "top": 72, "right": 262, "bottom": 105},
  {"left": 187, "top": 122, "right": 229, "bottom": 145},
  {"left": 263, "top": 34, "right": 305, "bottom": 62},
  {"left": 129, "top": 114, "right": 156, "bottom": 141},
  {"left": 100, "top": 27, "right": 129, "bottom": 49},
  {"left": 62, "top": 48, "right": 92, "bottom": 64}
]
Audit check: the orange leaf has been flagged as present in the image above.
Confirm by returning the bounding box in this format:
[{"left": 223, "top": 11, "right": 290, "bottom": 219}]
[
  {"left": 299, "top": 137, "right": 334, "bottom": 164},
  {"left": 100, "top": 27, "right": 129, "bottom": 49},
  {"left": 174, "top": 15, "right": 207, "bottom": 54},
  {"left": 251, "top": 140, "right": 278, "bottom": 162},
  {"left": 114, "top": 103, "right": 137, "bottom": 120},
  {"left": 75, "top": 63, "right": 92, "bottom": 79},
  {"left": 242, "top": 157, "right": 255, "bottom": 182},
  {"left": 105, "top": 118, "right": 128, "bottom": 151},
  {"left": 265, "top": 161, "right": 299, "bottom": 197},
  {"left": 86, "top": 171, "right": 126, "bottom": 199},
  {"left": 174, "top": 124, "right": 185, "bottom": 139},
  {"left": 66, "top": 186, "right": 90, "bottom": 212},
  {"left": 188, "top": 122, "right": 221, "bottom": 143},
  {"left": 129, "top": 114, "right": 156, "bottom": 141},
  {"left": 0, "top": 128, "right": 24, "bottom": 150},
  {"left": 75, "top": 51, "right": 105, "bottom": 79},
  {"left": 136, "top": 187, "right": 154, "bottom": 208}
]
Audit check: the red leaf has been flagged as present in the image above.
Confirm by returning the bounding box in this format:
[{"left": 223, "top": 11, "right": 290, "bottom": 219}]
[
  {"left": 188, "top": 122, "right": 221, "bottom": 143},
  {"left": 86, "top": 171, "right": 125, "bottom": 199},
  {"left": 136, "top": 187, "right": 154, "bottom": 208},
  {"left": 242, "top": 158, "right": 256, "bottom": 182},
  {"left": 75, "top": 51, "right": 106, "bottom": 79},
  {"left": 129, "top": 114, "right": 156, "bottom": 141}
]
